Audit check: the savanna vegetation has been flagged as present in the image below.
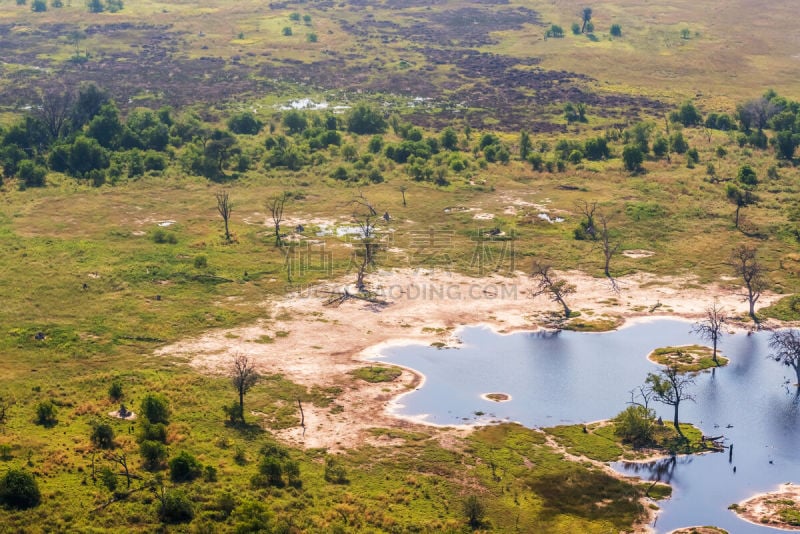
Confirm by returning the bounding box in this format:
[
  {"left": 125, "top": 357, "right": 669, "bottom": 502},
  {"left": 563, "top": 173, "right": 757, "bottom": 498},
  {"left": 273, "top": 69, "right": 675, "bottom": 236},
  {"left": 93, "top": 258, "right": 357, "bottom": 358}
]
[{"left": 2, "top": 0, "right": 800, "bottom": 531}]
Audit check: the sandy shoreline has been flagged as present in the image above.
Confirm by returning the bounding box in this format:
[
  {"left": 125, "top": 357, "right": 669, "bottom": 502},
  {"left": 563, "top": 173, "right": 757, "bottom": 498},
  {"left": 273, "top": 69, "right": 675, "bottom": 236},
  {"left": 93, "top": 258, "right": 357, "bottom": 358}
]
[
  {"left": 732, "top": 483, "right": 800, "bottom": 531},
  {"left": 157, "top": 268, "right": 781, "bottom": 451}
]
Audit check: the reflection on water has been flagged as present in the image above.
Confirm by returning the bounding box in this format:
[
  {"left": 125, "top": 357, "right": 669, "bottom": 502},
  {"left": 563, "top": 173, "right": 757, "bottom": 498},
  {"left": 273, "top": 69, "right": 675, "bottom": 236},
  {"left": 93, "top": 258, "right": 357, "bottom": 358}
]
[{"left": 375, "top": 320, "right": 800, "bottom": 533}]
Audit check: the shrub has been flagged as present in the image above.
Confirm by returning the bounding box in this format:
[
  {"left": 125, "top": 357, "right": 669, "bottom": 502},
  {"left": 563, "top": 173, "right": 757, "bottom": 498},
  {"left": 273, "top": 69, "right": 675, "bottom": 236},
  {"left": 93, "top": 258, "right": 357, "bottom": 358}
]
[
  {"left": 140, "top": 393, "right": 170, "bottom": 424},
  {"left": 159, "top": 490, "right": 194, "bottom": 524},
  {"left": 324, "top": 456, "right": 348, "bottom": 484},
  {"left": 193, "top": 255, "right": 208, "bottom": 269},
  {"left": 738, "top": 164, "right": 758, "bottom": 186},
  {"left": 463, "top": 495, "right": 485, "bottom": 528},
  {"left": 169, "top": 451, "right": 202, "bottom": 482},
  {"left": 35, "top": 400, "right": 57, "bottom": 427},
  {"left": 0, "top": 469, "right": 40, "bottom": 510},
  {"left": 610, "top": 24, "right": 622, "bottom": 37},
  {"left": 613, "top": 405, "right": 656, "bottom": 447},
  {"left": 138, "top": 420, "right": 168, "bottom": 443},
  {"left": 91, "top": 423, "right": 115, "bottom": 449},
  {"left": 346, "top": 103, "right": 387, "bottom": 135},
  {"left": 140, "top": 440, "right": 167, "bottom": 470},
  {"left": 100, "top": 467, "right": 117, "bottom": 492},
  {"left": 108, "top": 380, "right": 123, "bottom": 400},
  {"left": 152, "top": 229, "right": 177, "bottom": 244}
]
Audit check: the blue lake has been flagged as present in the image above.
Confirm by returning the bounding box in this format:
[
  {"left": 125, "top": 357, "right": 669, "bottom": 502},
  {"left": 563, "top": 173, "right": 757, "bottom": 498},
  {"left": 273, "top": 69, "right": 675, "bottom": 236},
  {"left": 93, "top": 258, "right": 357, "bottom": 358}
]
[{"left": 373, "top": 319, "right": 800, "bottom": 533}]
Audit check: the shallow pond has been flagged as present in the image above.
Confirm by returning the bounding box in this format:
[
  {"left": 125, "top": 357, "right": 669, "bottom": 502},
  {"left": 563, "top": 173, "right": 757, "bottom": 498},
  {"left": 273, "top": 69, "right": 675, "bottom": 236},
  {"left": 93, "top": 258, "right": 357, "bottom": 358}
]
[{"left": 374, "top": 319, "right": 800, "bottom": 533}]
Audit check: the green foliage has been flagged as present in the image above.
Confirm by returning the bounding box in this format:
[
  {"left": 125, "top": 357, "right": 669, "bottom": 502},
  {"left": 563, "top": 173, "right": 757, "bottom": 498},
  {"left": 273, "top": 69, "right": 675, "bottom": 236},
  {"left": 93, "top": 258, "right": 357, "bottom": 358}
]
[
  {"left": 440, "top": 127, "right": 458, "bottom": 151},
  {"left": 610, "top": 24, "right": 622, "bottom": 37},
  {"left": 282, "top": 26, "right": 292, "bottom": 37},
  {"left": 159, "top": 490, "right": 194, "bottom": 524},
  {"left": 738, "top": 164, "right": 758, "bottom": 186},
  {"left": 346, "top": 103, "right": 387, "bottom": 135},
  {"left": 90, "top": 422, "right": 115, "bottom": 449},
  {"left": 571, "top": 22, "right": 581, "bottom": 35},
  {"left": 35, "top": 400, "right": 57, "bottom": 427},
  {"left": 324, "top": 456, "right": 348, "bottom": 484},
  {"left": 674, "top": 101, "right": 703, "bottom": 126},
  {"left": 31, "top": 0, "right": 46, "bottom": 11},
  {"left": 547, "top": 24, "right": 564, "bottom": 38},
  {"left": 99, "top": 467, "right": 117, "bottom": 493},
  {"left": 583, "top": 137, "right": 609, "bottom": 160},
  {"left": 0, "top": 469, "right": 40, "bottom": 510},
  {"left": 139, "top": 440, "right": 167, "bottom": 470},
  {"left": 17, "top": 160, "right": 46, "bottom": 188},
  {"left": 306, "top": 32, "right": 317, "bottom": 43},
  {"left": 613, "top": 406, "right": 656, "bottom": 448},
  {"left": 87, "top": 0, "right": 103, "bottom": 12},
  {"left": 282, "top": 110, "right": 307, "bottom": 134},
  {"left": 228, "top": 112, "right": 263, "bottom": 135},
  {"left": 622, "top": 145, "right": 644, "bottom": 172},
  {"left": 140, "top": 393, "right": 170, "bottom": 424},
  {"left": 138, "top": 420, "right": 168, "bottom": 443},
  {"left": 463, "top": 495, "right": 486, "bottom": 528},
  {"left": 108, "top": 380, "right": 123, "bottom": 401},
  {"left": 351, "top": 366, "right": 402, "bottom": 383},
  {"left": 169, "top": 451, "right": 203, "bottom": 482},
  {"left": 670, "top": 131, "right": 688, "bottom": 154},
  {"left": 152, "top": 229, "right": 177, "bottom": 244}
]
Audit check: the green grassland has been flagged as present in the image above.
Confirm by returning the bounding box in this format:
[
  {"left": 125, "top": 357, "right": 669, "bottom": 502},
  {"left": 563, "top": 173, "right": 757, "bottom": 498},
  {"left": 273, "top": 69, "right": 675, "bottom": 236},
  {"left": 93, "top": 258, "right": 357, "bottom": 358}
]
[{"left": 1, "top": 0, "right": 800, "bottom": 531}]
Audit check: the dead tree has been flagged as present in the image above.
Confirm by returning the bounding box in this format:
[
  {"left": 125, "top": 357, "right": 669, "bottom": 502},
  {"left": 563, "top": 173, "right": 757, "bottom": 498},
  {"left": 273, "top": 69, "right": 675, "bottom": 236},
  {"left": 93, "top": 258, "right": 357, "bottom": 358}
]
[
  {"left": 108, "top": 452, "right": 132, "bottom": 488},
  {"left": 646, "top": 366, "right": 695, "bottom": 439},
  {"left": 267, "top": 192, "right": 288, "bottom": 247},
  {"left": 216, "top": 191, "right": 233, "bottom": 243},
  {"left": 231, "top": 353, "right": 259, "bottom": 423},
  {"left": 598, "top": 214, "right": 621, "bottom": 283},
  {"left": 768, "top": 329, "right": 800, "bottom": 389},
  {"left": 575, "top": 200, "right": 598, "bottom": 240},
  {"left": 531, "top": 262, "right": 576, "bottom": 319},
  {"left": 34, "top": 86, "right": 74, "bottom": 141},
  {"left": 691, "top": 300, "right": 727, "bottom": 365},
  {"left": 728, "top": 244, "right": 767, "bottom": 322}
]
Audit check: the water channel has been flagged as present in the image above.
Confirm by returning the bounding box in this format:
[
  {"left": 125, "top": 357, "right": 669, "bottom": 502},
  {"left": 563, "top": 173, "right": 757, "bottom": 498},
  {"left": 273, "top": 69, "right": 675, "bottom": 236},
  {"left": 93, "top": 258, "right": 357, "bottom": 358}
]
[{"left": 373, "top": 319, "right": 800, "bottom": 533}]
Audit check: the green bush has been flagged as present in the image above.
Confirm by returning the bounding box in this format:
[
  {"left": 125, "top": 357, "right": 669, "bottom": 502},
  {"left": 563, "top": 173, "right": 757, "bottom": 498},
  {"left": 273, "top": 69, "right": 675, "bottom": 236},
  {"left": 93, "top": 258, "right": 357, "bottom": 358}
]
[
  {"left": 324, "top": 456, "right": 348, "bottom": 484},
  {"left": 0, "top": 469, "right": 40, "bottom": 509},
  {"left": 108, "top": 380, "right": 123, "bottom": 400},
  {"left": 140, "top": 393, "right": 170, "bottom": 424},
  {"left": 35, "top": 400, "right": 57, "bottom": 427},
  {"left": 138, "top": 420, "right": 168, "bottom": 443},
  {"left": 159, "top": 490, "right": 194, "bottom": 524},
  {"left": 140, "top": 440, "right": 167, "bottom": 470},
  {"left": 613, "top": 405, "right": 656, "bottom": 447},
  {"left": 91, "top": 422, "right": 115, "bottom": 449},
  {"left": 169, "top": 451, "right": 202, "bottom": 482}
]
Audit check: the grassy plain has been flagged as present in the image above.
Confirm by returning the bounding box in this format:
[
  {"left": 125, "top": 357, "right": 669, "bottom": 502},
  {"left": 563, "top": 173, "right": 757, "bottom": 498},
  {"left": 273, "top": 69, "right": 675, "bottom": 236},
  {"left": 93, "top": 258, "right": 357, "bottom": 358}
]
[{"left": 1, "top": 0, "right": 799, "bottom": 532}]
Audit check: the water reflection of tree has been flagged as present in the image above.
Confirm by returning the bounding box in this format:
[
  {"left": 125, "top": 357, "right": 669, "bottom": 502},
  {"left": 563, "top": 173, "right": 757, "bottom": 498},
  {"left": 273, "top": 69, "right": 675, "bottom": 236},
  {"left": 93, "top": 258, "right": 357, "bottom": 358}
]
[{"left": 620, "top": 455, "right": 694, "bottom": 493}]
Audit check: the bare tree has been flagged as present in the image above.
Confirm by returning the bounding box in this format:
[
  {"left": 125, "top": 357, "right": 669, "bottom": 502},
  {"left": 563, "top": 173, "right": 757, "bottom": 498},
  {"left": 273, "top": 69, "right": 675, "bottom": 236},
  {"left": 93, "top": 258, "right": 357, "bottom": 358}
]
[
  {"left": 768, "top": 329, "right": 800, "bottom": 389},
  {"left": 575, "top": 200, "right": 597, "bottom": 240},
  {"left": 598, "top": 214, "right": 621, "bottom": 281},
  {"left": 267, "top": 192, "right": 288, "bottom": 247},
  {"left": 531, "top": 262, "right": 576, "bottom": 319},
  {"left": 216, "top": 191, "right": 233, "bottom": 243},
  {"left": 728, "top": 244, "right": 767, "bottom": 321},
  {"left": 34, "top": 86, "right": 73, "bottom": 141},
  {"left": 399, "top": 185, "right": 407, "bottom": 207},
  {"left": 646, "top": 366, "right": 695, "bottom": 439},
  {"left": 108, "top": 452, "right": 132, "bottom": 488},
  {"left": 231, "top": 353, "right": 259, "bottom": 422},
  {"left": 352, "top": 193, "right": 380, "bottom": 292},
  {"left": 691, "top": 301, "right": 727, "bottom": 365}
]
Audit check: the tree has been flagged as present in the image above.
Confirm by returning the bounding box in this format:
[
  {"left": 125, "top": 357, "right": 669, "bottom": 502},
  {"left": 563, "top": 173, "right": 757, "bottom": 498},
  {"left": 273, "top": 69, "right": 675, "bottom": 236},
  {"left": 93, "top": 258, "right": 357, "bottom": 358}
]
[
  {"left": 599, "top": 214, "right": 621, "bottom": 280},
  {"left": 140, "top": 393, "right": 170, "bottom": 424},
  {"left": 725, "top": 183, "right": 756, "bottom": 229},
  {"left": 519, "top": 131, "right": 531, "bottom": 160},
  {"left": 90, "top": 422, "right": 115, "bottom": 449},
  {"left": 282, "top": 26, "right": 292, "bottom": 36},
  {"left": 35, "top": 400, "right": 57, "bottom": 426},
  {"left": 691, "top": 301, "right": 727, "bottom": 365},
  {"left": 346, "top": 103, "right": 387, "bottom": 135},
  {"left": 581, "top": 7, "right": 593, "bottom": 33},
  {"left": 676, "top": 101, "right": 703, "bottom": 126},
  {"left": 646, "top": 366, "right": 695, "bottom": 439},
  {"left": 610, "top": 23, "right": 622, "bottom": 37},
  {"left": 33, "top": 87, "right": 72, "bottom": 140},
  {"left": 574, "top": 199, "right": 597, "bottom": 240},
  {"left": 87, "top": 0, "right": 104, "bottom": 13},
  {"left": 737, "top": 164, "right": 758, "bottom": 187},
  {"left": 351, "top": 194, "right": 381, "bottom": 291},
  {"left": 31, "top": 0, "right": 46, "bottom": 11},
  {"left": 282, "top": 110, "right": 307, "bottom": 134},
  {"left": 227, "top": 111, "right": 263, "bottom": 135},
  {"left": 531, "top": 262, "right": 576, "bottom": 319},
  {"left": 768, "top": 329, "right": 800, "bottom": 388},
  {"left": 729, "top": 244, "right": 767, "bottom": 321},
  {"left": 463, "top": 495, "right": 486, "bottom": 529},
  {"left": 571, "top": 22, "right": 581, "bottom": 35},
  {"left": 0, "top": 469, "right": 40, "bottom": 510},
  {"left": 775, "top": 130, "right": 799, "bottom": 160},
  {"left": 440, "top": 127, "right": 458, "bottom": 151},
  {"left": 266, "top": 192, "right": 288, "bottom": 247},
  {"left": 547, "top": 24, "right": 564, "bottom": 38},
  {"left": 169, "top": 451, "right": 203, "bottom": 482},
  {"left": 216, "top": 190, "right": 233, "bottom": 243},
  {"left": 622, "top": 144, "right": 644, "bottom": 172},
  {"left": 231, "top": 353, "right": 259, "bottom": 423}
]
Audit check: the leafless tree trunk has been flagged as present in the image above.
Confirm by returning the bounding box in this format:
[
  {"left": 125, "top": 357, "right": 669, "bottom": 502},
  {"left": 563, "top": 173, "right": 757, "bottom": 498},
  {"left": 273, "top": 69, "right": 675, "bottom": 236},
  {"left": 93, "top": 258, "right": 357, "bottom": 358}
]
[
  {"left": 399, "top": 185, "right": 407, "bottom": 207},
  {"left": 728, "top": 244, "right": 767, "bottom": 322},
  {"left": 768, "top": 329, "right": 800, "bottom": 388},
  {"left": 691, "top": 300, "right": 727, "bottom": 365},
  {"left": 231, "top": 353, "right": 259, "bottom": 422},
  {"left": 267, "top": 192, "right": 288, "bottom": 247},
  {"left": 216, "top": 191, "right": 233, "bottom": 243},
  {"left": 34, "top": 87, "right": 73, "bottom": 141},
  {"left": 598, "top": 214, "right": 621, "bottom": 281},
  {"left": 531, "top": 262, "right": 576, "bottom": 319},
  {"left": 352, "top": 193, "right": 380, "bottom": 291},
  {"left": 576, "top": 200, "right": 597, "bottom": 240},
  {"left": 109, "top": 453, "right": 131, "bottom": 488}
]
